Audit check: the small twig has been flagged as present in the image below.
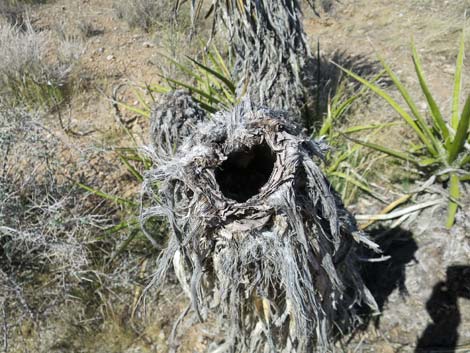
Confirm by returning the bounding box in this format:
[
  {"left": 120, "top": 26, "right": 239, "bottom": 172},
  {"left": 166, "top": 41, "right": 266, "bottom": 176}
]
[
  {"left": 1, "top": 303, "right": 7, "bottom": 353},
  {"left": 356, "top": 199, "right": 444, "bottom": 222},
  {"left": 56, "top": 106, "right": 95, "bottom": 137},
  {"left": 359, "top": 194, "right": 412, "bottom": 229}
]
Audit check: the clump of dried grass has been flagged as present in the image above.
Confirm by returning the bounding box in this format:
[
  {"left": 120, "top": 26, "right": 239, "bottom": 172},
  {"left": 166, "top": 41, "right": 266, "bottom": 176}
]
[
  {"left": 0, "top": 18, "right": 82, "bottom": 109},
  {"left": 0, "top": 104, "right": 88, "bottom": 302},
  {"left": 0, "top": 103, "right": 120, "bottom": 349}
]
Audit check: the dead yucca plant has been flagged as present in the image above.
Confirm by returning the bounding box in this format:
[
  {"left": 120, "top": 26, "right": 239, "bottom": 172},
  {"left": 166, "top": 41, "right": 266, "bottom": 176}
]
[
  {"left": 140, "top": 1, "right": 379, "bottom": 351},
  {"left": 142, "top": 92, "right": 379, "bottom": 352}
]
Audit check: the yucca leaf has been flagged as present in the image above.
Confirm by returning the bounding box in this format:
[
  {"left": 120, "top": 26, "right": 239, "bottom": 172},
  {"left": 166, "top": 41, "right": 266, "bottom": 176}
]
[
  {"left": 160, "top": 53, "right": 204, "bottom": 82},
  {"left": 326, "top": 144, "right": 362, "bottom": 174},
  {"left": 220, "top": 85, "right": 237, "bottom": 104},
  {"left": 148, "top": 84, "right": 171, "bottom": 94},
  {"left": 119, "top": 154, "right": 144, "bottom": 182},
  {"left": 194, "top": 99, "right": 218, "bottom": 113},
  {"left": 115, "top": 101, "right": 150, "bottom": 118},
  {"left": 460, "top": 154, "right": 470, "bottom": 167},
  {"left": 333, "top": 94, "right": 360, "bottom": 119},
  {"left": 452, "top": 32, "right": 465, "bottom": 130},
  {"left": 345, "top": 135, "right": 420, "bottom": 164},
  {"left": 446, "top": 173, "right": 460, "bottom": 228},
  {"left": 411, "top": 41, "right": 450, "bottom": 143},
  {"left": 378, "top": 54, "right": 440, "bottom": 155},
  {"left": 343, "top": 122, "right": 400, "bottom": 134},
  {"left": 108, "top": 228, "right": 141, "bottom": 262},
  {"left": 418, "top": 157, "right": 440, "bottom": 167},
  {"left": 334, "top": 62, "right": 434, "bottom": 150},
  {"left": 195, "top": 62, "right": 233, "bottom": 103},
  {"left": 131, "top": 87, "right": 151, "bottom": 112},
  {"left": 162, "top": 76, "right": 224, "bottom": 105},
  {"left": 319, "top": 92, "right": 363, "bottom": 136},
  {"left": 187, "top": 56, "right": 236, "bottom": 93},
  {"left": 77, "top": 182, "right": 138, "bottom": 207},
  {"left": 210, "top": 45, "right": 232, "bottom": 78},
  {"left": 105, "top": 218, "right": 140, "bottom": 234},
  {"left": 448, "top": 94, "right": 470, "bottom": 163},
  {"left": 329, "top": 171, "right": 382, "bottom": 201},
  {"left": 319, "top": 100, "right": 334, "bottom": 136}
]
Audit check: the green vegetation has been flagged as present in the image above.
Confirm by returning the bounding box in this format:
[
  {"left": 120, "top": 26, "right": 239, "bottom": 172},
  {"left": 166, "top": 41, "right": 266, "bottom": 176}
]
[
  {"left": 314, "top": 79, "right": 397, "bottom": 205},
  {"left": 337, "top": 33, "right": 470, "bottom": 228},
  {"left": 87, "top": 46, "right": 236, "bottom": 253},
  {"left": 150, "top": 46, "right": 238, "bottom": 113},
  {"left": 116, "top": 45, "right": 236, "bottom": 118}
]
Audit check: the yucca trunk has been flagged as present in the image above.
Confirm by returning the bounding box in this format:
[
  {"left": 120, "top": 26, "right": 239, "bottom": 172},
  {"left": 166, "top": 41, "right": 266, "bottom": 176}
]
[
  {"left": 142, "top": 92, "right": 378, "bottom": 352},
  {"left": 187, "top": 0, "right": 318, "bottom": 123}
]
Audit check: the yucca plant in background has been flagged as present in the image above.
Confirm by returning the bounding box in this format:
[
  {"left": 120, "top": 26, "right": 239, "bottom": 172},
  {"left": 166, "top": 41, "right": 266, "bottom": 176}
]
[
  {"left": 337, "top": 32, "right": 470, "bottom": 228},
  {"left": 314, "top": 80, "right": 393, "bottom": 205},
  {"left": 149, "top": 45, "right": 237, "bottom": 113},
  {"left": 116, "top": 46, "right": 237, "bottom": 119}
]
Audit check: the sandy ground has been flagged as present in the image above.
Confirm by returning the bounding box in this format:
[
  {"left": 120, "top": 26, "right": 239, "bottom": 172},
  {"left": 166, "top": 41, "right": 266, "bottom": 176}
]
[{"left": 3, "top": 0, "right": 470, "bottom": 352}]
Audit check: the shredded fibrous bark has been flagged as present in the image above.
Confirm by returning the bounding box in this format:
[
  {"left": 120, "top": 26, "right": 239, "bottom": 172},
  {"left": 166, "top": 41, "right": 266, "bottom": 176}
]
[
  {"left": 184, "top": 0, "right": 317, "bottom": 120},
  {"left": 142, "top": 92, "right": 378, "bottom": 352}
]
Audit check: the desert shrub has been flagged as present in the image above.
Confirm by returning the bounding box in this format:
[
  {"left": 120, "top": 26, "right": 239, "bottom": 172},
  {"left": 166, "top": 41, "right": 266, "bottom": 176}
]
[
  {"left": 0, "top": 19, "right": 82, "bottom": 109},
  {"left": 0, "top": 101, "right": 161, "bottom": 350},
  {"left": 0, "top": 104, "right": 92, "bottom": 323}
]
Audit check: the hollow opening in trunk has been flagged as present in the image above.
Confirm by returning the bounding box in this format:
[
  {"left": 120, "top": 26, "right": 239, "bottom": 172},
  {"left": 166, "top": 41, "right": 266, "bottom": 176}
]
[{"left": 215, "top": 142, "right": 276, "bottom": 202}]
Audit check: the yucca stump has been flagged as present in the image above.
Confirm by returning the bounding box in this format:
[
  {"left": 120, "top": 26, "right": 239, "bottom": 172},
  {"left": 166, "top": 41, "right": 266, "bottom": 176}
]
[{"left": 142, "top": 91, "right": 378, "bottom": 353}]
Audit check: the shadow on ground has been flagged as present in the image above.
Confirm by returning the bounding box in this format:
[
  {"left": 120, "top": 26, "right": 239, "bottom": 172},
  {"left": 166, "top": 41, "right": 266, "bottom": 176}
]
[
  {"left": 357, "top": 226, "right": 470, "bottom": 353},
  {"left": 415, "top": 265, "right": 470, "bottom": 353},
  {"left": 303, "top": 49, "right": 384, "bottom": 130},
  {"left": 361, "top": 226, "right": 418, "bottom": 322}
]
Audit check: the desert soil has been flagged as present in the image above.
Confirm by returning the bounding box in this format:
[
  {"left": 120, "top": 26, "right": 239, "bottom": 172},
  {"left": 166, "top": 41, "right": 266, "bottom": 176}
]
[{"left": 8, "top": 0, "right": 470, "bottom": 352}]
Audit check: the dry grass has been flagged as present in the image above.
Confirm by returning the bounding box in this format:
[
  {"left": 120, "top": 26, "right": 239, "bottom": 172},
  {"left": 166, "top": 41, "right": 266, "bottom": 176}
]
[
  {"left": 0, "top": 18, "right": 83, "bottom": 109},
  {"left": 0, "top": 104, "right": 89, "bottom": 339}
]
